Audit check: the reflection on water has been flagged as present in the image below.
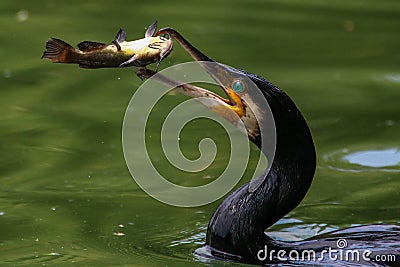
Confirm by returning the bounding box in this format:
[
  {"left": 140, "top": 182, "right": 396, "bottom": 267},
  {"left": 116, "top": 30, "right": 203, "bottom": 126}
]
[
  {"left": 324, "top": 148, "right": 400, "bottom": 172},
  {"left": 344, "top": 148, "right": 400, "bottom": 168},
  {"left": 170, "top": 224, "right": 207, "bottom": 247},
  {"left": 268, "top": 217, "right": 340, "bottom": 242}
]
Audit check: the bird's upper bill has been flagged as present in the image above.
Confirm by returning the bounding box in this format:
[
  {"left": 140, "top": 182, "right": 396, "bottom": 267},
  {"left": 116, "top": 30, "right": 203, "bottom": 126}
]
[{"left": 138, "top": 62, "right": 262, "bottom": 143}]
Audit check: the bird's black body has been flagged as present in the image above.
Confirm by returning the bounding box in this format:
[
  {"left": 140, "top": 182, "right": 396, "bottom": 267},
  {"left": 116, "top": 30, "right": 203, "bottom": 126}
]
[
  {"left": 153, "top": 27, "right": 400, "bottom": 266},
  {"left": 202, "top": 71, "right": 400, "bottom": 266},
  {"left": 205, "top": 70, "right": 317, "bottom": 262}
]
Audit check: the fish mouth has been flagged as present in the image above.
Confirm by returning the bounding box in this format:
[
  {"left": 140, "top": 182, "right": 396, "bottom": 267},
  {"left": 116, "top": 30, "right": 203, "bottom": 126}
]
[{"left": 149, "top": 36, "right": 173, "bottom": 61}]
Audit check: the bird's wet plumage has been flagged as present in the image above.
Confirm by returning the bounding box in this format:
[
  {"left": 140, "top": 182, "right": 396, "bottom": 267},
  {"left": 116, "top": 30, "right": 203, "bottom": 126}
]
[{"left": 146, "top": 27, "right": 400, "bottom": 266}]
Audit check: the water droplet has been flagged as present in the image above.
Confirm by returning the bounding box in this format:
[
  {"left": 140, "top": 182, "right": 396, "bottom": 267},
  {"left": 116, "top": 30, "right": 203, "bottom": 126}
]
[
  {"left": 48, "top": 252, "right": 61, "bottom": 256},
  {"left": 16, "top": 10, "right": 29, "bottom": 22},
  {"left": 113, "top": 232, "right": 126, "bottom": 236}
]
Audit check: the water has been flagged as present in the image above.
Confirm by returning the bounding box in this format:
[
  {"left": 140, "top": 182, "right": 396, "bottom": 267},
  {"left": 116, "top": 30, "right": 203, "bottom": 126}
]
[
  {"left": 1, "top": 0, "right": 400, "bottom": 266},
  {"left": 344, "top": 148, "right": 400, "bottom": 168}
]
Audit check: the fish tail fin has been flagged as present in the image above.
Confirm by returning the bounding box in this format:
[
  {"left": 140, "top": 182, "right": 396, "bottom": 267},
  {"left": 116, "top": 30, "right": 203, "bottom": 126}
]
[{"left": 41, "top": 38, "right": 77, "bottom": 63}]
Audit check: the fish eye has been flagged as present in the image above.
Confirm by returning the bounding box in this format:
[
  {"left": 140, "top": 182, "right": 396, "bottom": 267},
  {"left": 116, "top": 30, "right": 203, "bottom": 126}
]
[
  {"left": 232, "top": 80, "right": 244, "bottom": 93},
  {"left": 159, "top": 34, "right": 171, "bottom": 41}
]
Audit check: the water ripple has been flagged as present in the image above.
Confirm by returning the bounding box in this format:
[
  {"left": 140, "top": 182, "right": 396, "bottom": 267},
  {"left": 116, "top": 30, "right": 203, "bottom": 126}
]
[{"left": 323, "top": 148, "right": 400, "bottom": 173}]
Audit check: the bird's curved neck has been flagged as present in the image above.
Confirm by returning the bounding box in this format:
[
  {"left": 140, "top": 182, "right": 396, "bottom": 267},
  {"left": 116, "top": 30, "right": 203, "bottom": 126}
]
[
  {"left": 206, "top": 74, "right": 316, "bottom": 260},
  {"left": 157, "top": 27, "right": 316, "bottom": 260}
]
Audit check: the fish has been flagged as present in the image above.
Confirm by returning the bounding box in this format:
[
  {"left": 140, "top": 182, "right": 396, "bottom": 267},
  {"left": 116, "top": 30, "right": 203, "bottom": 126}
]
[{"left": 41, "top": 21, "right": 173, "bottom": 70}]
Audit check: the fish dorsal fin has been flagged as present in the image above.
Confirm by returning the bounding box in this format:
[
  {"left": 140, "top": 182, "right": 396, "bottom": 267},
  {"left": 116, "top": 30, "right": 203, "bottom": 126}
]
[
  {"left": 145, "top": 20, "right": 157, "bottom": 37},
  {"left": 77, "top": 41, "right": 107, "bottom": 51},
  {"left": 114, "top": 28, "right": 126, "bottom": 43},
  {"left": 112, "top": 29, "right": 126, "bottom": 51}
]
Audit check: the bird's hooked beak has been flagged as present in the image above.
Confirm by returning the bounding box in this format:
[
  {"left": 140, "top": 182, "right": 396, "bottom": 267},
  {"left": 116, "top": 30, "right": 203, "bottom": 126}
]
[{"left": 137, "top": 27, "right": 261, "bottom": 143}]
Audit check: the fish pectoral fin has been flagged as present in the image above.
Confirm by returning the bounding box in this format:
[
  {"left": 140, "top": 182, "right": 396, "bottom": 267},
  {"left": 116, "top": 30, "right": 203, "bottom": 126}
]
[
  {"left": 145, "top": 20, "right": 157, "bottom": 37},
  {"left": 119, "top": 54, "right": 139, "bottom": 67},
  {"left": 77, "top": 41, "right": 107, "bottom": 52}
]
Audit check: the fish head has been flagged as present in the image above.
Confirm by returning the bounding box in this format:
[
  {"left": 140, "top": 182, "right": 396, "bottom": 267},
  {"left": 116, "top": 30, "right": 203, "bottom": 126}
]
[
  {"left": 140, "top": 21, "right": 173, "bottom": 65},
  {"left": 146, "top": 35, "right": 173, "bottom": 63}
]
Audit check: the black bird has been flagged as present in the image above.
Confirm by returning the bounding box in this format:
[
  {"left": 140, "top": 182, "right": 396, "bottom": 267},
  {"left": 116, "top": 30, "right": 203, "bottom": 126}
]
[{"left": 141, "top": 27, "right": 400, "bottom": 266}]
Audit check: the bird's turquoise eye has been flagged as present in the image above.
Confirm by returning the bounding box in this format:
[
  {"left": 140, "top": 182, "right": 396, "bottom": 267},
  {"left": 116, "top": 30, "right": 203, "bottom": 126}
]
[{"left": 232, "top": 80, "right": 244, "bottom": 93}]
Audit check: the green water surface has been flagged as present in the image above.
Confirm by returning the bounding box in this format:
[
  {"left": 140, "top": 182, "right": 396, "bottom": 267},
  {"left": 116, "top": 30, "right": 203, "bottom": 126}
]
[{"left": 1, "top": 0, "right": 399, "bottom": 266}]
